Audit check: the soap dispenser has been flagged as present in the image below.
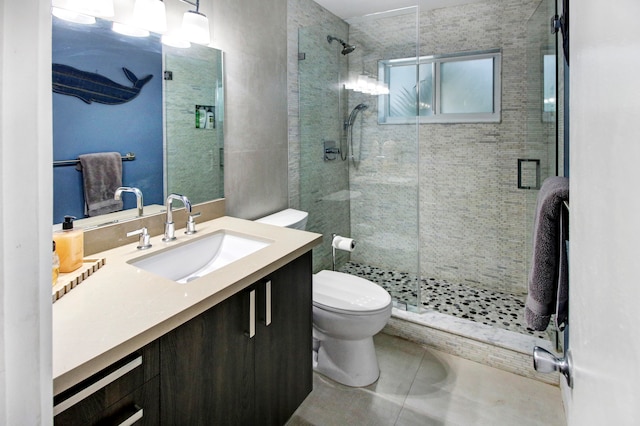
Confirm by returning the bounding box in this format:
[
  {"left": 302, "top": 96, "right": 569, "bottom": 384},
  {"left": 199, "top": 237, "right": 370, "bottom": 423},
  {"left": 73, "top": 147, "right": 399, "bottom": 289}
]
[{"left": 53, "top": 215, "right": 84, "bottom": 273}]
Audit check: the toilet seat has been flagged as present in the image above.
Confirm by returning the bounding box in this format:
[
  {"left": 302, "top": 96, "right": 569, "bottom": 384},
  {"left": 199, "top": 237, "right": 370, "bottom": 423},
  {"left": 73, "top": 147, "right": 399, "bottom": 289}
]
[{"left": 313, "top": 270, "right": 391, "bottom": 315}]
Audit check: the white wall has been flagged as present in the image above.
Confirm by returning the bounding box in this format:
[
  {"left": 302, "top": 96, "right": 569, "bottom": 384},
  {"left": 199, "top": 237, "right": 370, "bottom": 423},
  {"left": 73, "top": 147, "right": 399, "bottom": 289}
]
[
  {"left": 567, "top": 0, "right": 640, "bottom": 423},
  {"left": 0, "top": 0, "right": 53, "bottom": 423}
]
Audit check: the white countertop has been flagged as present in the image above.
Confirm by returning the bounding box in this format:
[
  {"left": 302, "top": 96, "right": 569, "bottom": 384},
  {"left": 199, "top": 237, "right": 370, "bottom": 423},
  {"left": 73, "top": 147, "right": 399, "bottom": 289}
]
[{"left": 52, "top": 216, "right": 322, "bottom": 395}]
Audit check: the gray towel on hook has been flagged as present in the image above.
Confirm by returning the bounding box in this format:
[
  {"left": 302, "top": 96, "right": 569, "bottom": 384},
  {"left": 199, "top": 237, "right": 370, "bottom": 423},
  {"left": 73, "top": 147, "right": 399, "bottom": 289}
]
[
  {"left": 78, "top": 152, "right": 124, "bottom": 217},
  {"left": 525, "top": 176, "right": 569, "bottom": 331}
]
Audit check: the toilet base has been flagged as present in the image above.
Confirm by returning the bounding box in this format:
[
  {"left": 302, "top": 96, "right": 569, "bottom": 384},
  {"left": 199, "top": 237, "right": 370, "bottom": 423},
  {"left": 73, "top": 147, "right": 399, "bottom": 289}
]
[{"left": 313, "top": 334, "right": 380, "bottom": 387}]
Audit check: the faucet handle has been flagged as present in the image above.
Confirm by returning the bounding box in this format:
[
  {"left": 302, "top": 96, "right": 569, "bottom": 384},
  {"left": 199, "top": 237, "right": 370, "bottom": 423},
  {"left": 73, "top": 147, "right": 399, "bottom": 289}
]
[
  {"left": 127, "top": 227, "right": 152, "bottom": 250},
  {"left": 185, "top": 212, "right": 201, "bottom": 235}
]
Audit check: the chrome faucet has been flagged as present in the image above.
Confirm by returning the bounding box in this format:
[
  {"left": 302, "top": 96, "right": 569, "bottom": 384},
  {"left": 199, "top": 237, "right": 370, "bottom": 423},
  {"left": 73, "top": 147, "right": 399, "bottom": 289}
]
[
  {"left": 162, "top": 193, "right": 192, "bottom": 242},
  {"left": 114, "top": 186, "right": 144, "bottom": 217}
]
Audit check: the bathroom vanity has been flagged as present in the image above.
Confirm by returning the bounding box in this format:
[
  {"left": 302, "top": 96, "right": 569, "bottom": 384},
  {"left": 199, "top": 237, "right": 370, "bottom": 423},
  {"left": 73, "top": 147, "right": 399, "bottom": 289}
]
[{"left": 52, "top": 215, "right": 321, "bottom": 425}]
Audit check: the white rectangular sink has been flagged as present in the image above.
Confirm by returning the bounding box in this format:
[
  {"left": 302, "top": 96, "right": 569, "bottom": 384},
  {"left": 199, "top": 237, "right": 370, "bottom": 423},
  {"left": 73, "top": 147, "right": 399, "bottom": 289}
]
[{"left": 129, "top": 231, "right": 272, "bottom": 283}]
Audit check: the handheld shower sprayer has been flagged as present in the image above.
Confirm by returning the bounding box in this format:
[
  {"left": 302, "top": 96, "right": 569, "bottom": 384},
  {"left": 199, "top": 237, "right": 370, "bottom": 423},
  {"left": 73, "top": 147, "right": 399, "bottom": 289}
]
[
  {"left": 345, "top": 103, "right": 369, "bottom": 130},
  {"left": 341, "top": 103, "right": 369, "bottom": 167},
  {"left": 327, "top": 35, "right": 356, "bottom": 55}
]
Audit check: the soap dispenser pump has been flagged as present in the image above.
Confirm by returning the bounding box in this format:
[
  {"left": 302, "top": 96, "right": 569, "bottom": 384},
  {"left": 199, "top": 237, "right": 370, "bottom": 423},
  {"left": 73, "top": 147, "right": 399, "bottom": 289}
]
[{"left": 53, "top": 215, "right": 84, "bottom": 273}]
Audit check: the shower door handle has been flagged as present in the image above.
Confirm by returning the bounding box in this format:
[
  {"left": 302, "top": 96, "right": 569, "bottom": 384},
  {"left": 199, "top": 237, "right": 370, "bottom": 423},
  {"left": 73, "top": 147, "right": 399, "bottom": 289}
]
[{"left": 517, "top": 159, "right": 541, "bottom": 189}]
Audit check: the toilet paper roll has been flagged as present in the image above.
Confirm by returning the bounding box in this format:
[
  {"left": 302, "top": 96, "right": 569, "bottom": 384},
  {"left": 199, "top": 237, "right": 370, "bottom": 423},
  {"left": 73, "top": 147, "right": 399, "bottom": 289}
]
[{"left": 332, "top": 235, "right": 356, "bottom": 252}]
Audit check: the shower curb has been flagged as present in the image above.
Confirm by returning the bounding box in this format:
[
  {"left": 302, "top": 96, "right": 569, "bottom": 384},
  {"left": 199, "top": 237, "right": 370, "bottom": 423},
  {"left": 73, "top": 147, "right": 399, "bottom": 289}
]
[{"left": 383, "top": 314, "right": 560, "bottom": 386}]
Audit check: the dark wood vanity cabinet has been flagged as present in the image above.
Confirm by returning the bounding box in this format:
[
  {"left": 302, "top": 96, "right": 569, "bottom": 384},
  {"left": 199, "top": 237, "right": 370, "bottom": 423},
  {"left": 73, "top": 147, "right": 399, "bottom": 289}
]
[
  {"left": 54, "top": 251, "right": 313, "bottom": 425},
  {"left": 53, "top": 341, "right": 160, "bottom": 426},
  {"left": 160, "top": 251, "right": 313, "bottom": 425}
]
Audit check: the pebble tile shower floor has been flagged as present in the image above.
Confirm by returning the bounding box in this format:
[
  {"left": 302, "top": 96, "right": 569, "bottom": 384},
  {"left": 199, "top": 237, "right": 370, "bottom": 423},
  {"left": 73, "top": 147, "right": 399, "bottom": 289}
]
[{"left": 340, "top": 262, "right": 549, "bottom": 341}]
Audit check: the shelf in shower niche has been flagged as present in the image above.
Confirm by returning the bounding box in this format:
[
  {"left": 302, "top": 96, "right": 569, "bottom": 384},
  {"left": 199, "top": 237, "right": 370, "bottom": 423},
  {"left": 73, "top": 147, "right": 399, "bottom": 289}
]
[{"left": 52, "top": 258, "right": 106, "bottom": 303}]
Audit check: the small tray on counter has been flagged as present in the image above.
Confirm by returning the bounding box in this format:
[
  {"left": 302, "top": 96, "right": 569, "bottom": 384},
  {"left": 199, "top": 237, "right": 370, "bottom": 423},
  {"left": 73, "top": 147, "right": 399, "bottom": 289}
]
[{"left": 52, "top": 258, "right": 106, "bottom": 303}]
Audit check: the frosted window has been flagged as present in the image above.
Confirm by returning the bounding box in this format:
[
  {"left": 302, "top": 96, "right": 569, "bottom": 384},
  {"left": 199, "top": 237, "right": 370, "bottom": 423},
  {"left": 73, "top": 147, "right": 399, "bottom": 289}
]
[
  {"left": 418, "top": 63, "right": 434, "bottom": 116},
  {"left": 389, "top": 65, "right": 418, "bottom": 117},
  {"left": 440, "top": 58, "right": 494, "bottom": 114},
  {"left": 378, "top": 50, "right": 501, "bottom": 124}
]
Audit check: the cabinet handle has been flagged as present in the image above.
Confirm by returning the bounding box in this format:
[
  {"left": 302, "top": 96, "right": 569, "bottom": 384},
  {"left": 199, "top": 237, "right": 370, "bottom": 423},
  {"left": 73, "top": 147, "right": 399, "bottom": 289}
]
[
  {"left": 53, "top": 356, "right": 143, "bottom": 415},
  {"left": 265, "top": 280, "right": 272, "bottom": 326},
  {"left": 249, "top": 289, "right": 256, "bottom": 338},
  {"left": 118, "top": 405, "right": 144, "bottom": 426}
]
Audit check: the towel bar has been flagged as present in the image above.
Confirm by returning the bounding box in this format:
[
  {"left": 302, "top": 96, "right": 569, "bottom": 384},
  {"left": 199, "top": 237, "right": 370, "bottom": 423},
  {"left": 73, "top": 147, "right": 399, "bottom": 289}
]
[{"left": 53, "top": 152, "right": 135, "bottom": 168}]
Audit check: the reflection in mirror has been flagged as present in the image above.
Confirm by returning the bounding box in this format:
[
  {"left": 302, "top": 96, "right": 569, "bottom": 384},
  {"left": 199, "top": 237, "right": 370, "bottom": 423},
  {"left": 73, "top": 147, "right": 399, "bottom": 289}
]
[
  {"left": 52, "top": 16, "right": 224, "bottom": 226},
  {"left": 543, "top": 53, "right": 556, "bottom": 122}
]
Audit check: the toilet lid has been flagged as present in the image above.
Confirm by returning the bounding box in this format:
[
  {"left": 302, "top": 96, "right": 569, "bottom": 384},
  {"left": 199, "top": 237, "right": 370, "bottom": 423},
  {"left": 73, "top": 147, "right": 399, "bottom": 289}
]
[{"left": 313, "top": 270, "right": 392, "bottom": 313}]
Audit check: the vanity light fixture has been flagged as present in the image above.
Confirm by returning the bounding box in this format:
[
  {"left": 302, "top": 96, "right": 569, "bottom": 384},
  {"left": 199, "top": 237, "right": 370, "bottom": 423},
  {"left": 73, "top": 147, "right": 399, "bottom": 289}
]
[
  {"left": 51, "top": 0, "right": 114, "bottom": 24},
  {"left": 133, "top": 0, "right": 167, "bottom": 34},
  {"left": 179, "top": 0, "right": 211, "bottom": 45}
]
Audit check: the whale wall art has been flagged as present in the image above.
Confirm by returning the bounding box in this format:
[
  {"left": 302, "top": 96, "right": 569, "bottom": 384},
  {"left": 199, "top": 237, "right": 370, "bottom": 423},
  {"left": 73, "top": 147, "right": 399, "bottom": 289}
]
[{"left": 52, "top": 64, "right": 153, "bottom": 105}]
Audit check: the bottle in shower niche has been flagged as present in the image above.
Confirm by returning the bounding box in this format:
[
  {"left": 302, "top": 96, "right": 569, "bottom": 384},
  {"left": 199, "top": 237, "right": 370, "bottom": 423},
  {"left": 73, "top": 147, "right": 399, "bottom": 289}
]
[
  {"left": 206, "top": 107, "right": 214, "bottom": 129},
  {"left": 197, "top": 105, "right": 207, "bottom": 128},
  {"left": 53, "top": 215, "right": 84, "bottom": 273}
]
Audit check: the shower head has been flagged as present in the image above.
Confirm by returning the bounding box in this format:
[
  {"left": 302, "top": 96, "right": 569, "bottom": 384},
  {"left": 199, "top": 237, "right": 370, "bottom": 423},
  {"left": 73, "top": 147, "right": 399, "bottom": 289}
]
[{"left": 327, "top": 35, "right": 356, "bottom": 55}]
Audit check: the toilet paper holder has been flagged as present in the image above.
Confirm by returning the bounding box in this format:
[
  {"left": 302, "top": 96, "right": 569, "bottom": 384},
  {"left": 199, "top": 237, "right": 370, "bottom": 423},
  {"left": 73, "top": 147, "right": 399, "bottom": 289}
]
[{"left": 331, "top": 233, "right": 356, "bottom": 271}]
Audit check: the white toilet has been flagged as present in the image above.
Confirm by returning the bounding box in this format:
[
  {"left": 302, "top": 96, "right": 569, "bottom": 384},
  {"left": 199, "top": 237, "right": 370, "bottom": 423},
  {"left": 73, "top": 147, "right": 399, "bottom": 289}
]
[{"left": 256, "top": 209, "right": 392, "bottom": 387}]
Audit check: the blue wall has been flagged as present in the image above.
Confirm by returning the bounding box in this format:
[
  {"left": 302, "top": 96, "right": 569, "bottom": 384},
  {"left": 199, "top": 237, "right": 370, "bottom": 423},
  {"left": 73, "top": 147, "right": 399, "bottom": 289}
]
[{"left": 52, "top": 18, "right": 163, "bottom": 223}]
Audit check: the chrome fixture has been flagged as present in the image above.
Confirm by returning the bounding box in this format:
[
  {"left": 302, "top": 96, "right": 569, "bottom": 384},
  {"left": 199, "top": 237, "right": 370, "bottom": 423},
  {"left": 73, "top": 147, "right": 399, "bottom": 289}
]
[
  {"left": 126, "top": 226, "right": 152, "bottom": 250},
  {"left": 162, "top": 193, "right": 192, "bottom": 242},
  {"left": 114, "top": 186, "right": 144, "bottom": 217},
  {"left": 533, "top": 346, "right": 573, "bottom": 388},
  {"left": 342, "top": 103, "right": 368, "bottom": 167},
  {"left": 344, "top": 103, "right": 369, "bottom": 130},
  {"left": 185, "top": 212, "right": 201, "bottom": 235},
  {"left": 179, "top": 0, "right": 211, "bottom": 45},
  {"left": 327, "top": 35, "right": 356, "bottom": 55}
]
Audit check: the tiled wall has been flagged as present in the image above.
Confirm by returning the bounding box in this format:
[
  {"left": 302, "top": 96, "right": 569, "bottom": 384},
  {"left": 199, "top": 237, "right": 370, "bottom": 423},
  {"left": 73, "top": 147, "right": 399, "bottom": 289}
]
[
  {"left": 289, "top": 0, "right": 554, "bottom": 296},
  {"left": 288, "top": 0, "right": 352, "bottom": 271},
  {"left": 165, "top": 44, "right": 224, "bottom": 204},
  {"left": 346, "top": 0, "right": 545, "bottom": 295}
]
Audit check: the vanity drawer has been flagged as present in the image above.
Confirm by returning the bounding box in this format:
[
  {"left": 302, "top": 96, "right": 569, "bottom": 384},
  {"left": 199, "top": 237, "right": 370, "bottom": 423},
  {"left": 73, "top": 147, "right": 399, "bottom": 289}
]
[{"left": 54, "top": 341, "right": 159, "bottom": 425}]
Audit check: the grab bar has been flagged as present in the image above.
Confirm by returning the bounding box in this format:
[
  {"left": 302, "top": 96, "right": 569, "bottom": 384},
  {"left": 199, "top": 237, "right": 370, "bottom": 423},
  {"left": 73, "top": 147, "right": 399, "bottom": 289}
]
[{"left": 53, "top": 152, "right": 136, "bottom": 167}]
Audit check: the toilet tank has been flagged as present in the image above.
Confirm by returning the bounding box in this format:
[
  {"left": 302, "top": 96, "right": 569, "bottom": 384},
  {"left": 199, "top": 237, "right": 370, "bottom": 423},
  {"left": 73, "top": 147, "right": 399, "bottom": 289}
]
[{"left": 255, "top": 208, "right": 308, "bottom": 230}]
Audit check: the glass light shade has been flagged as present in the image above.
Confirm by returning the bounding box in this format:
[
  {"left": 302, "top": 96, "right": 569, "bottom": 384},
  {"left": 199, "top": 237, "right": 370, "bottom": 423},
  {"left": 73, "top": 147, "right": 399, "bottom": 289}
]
[
  {"left": 112, "top": 22, "right": 149, "bottom": 38},
  {"left": 52, "top": 0, "right": 114, "bottom": 17},
  {"left": 51, "top": 7, "right": 96, "bottom": 24},
  {"left": 133, "top": 0, "right": 167, "bottom": 34},
  {"left": 181, "top": 11, "right": 211, "bottom": 45}
]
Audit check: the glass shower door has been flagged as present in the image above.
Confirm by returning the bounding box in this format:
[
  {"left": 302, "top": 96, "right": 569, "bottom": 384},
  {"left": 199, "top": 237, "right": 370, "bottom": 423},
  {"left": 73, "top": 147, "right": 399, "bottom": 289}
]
[{"left": 523, "top": 0, "right": 563, "bottom": 283}]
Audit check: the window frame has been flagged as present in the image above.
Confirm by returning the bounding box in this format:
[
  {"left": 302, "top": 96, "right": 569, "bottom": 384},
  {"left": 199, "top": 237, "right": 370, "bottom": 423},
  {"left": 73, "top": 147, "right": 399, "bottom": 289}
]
[{"left": 378, "top": 49, "right": 502, "bottom": 124}]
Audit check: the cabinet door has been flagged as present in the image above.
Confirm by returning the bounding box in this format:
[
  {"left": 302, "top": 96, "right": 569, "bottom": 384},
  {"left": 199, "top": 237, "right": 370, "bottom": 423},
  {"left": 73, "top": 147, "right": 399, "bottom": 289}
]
[
  {"left": 160, "top": 287, "right": 256, "bottom": 425},
  {"left": 255, "top": 252, "right": 313, "bottom": 425}
]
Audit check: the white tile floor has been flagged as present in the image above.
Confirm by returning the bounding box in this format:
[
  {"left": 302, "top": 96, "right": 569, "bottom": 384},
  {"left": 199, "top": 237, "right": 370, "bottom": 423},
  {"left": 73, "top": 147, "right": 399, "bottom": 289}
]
[{"left": 287, "top": 333, "right": 566, "bottom": 426}]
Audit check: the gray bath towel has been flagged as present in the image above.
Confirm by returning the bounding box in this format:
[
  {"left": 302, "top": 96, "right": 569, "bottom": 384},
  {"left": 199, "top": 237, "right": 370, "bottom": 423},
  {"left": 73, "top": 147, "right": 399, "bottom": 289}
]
[
  {"left": 525, "top": 176, "right": 569, "bottom": 331},
  {"left": 78, "top": 152, "right": 124, "bottom": 217}
]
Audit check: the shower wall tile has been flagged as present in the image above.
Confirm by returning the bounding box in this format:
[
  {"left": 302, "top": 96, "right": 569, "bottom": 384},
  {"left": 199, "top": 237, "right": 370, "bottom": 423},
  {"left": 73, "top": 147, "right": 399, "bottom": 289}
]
[
  {"left": 345, "top": 0, "right": 542, "bottom": 295},
  {"left": 288, "top": 0, "right": 351, "bottom": 271}
]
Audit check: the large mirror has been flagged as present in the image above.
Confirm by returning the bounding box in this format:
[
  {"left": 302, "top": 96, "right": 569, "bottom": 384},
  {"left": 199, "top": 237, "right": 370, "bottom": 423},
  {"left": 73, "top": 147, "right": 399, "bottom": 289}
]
[{"left": 52, "top": 16, "right": 224, "bottom": 227}]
